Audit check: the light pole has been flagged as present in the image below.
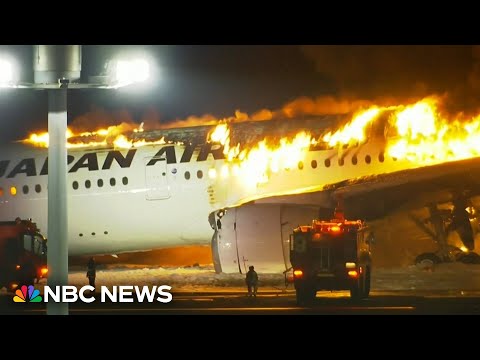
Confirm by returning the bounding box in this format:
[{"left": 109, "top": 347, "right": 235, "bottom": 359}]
[
  {"left": 1, "top": 45, "right": 150, "bottom": 315},
  {"left": 33, "top": 45, "right": 80, "bottom": 315}
]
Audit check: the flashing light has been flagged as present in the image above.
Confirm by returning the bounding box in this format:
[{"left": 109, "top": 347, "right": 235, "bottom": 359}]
[
  {"left": 41, "top": 267, "right": 48, "bottom": 275},
  {"left": 15, "top": 264, "right": 21, "bottom": 270},
  {"left": 348, "top": 270, "right": 359, "bottom": 278},
  {"left": 330, "top": 225, "right": 341, "bottom": 232},
  {"left": 345, "top": 262, "right": 356, "bottom": 269},
  {"left": 293, "top": 269, "right": 303, "bottom": 278}
]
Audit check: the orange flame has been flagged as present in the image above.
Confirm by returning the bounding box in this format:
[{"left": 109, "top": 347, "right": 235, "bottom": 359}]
[
  {"left": 207, "top": 125, "right": 315, "bottom": 185},
  {"left": 23, "top": 123, "right": 150, "bottom": 149},
  {"left": 322, "top": 107, "right": 383, "bottom": 147},
  {"left": 20, "top": 95, "right": 480, "bottom": 187},
  {"left": 202, "top": 95, "right": 480, "bottom": 189},
  {"left": 387, "top": 97, "right": 480, "bottom": 164}
]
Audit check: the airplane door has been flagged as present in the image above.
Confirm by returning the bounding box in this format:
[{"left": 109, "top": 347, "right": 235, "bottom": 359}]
[{"left": 145, "top": 156, "right": 171, "bottom": 200}]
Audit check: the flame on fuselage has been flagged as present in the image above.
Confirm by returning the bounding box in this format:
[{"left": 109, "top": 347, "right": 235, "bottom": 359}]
[
  {"left": 387, "top": 97, "right": 480, "bottom": 164},
  {"left": 23, "top": 123, "right": 150, "bottom": 149},
  {"left": 19, "top": 95, "right": 480, "bottom": 189},
  {"left": 322, "top": 107, "right": 383, "bottom": 147},
  {"left": 207, "top": 126, "right": 315, "bottom": 185}
]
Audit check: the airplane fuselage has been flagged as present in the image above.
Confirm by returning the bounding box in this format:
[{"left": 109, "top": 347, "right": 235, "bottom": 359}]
[
  {"left": 0, "top": 142, "right": 225, "bottom": 255},
  {"left": 0, "top": 136, "right": 444, "bottom": 261}
]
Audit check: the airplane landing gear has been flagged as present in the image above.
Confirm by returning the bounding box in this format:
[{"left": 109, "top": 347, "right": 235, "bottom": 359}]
[
  {"left": 415, "top": 252, "right": 442, "bottom": 267},
  {"left": 415, "top": 248, "right": 480, "bottom": 266},
  {"left": 455, "top": 251, "right": 480, "bottom": 264},
  {"left": 412, "top": 200, "right": 480, "bottom": 267}
]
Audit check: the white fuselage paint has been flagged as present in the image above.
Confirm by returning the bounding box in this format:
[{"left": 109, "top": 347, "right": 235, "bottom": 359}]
[
  {"left": 0, "top": 143, "right": 219, "bottom": 255},
  {"left": 0, "top": 137, "right": 451, "bottom": 259}
]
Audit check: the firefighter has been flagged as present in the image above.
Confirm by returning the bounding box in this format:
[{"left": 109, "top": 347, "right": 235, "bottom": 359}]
[
  {"left": 245, "top": 265, "right": 259, "bottom": 297},
  {"left": 86, "top": 257, "right": 96, "bottom": 290}
]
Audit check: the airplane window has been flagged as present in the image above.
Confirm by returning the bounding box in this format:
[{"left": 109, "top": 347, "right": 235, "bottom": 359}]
[
  {"left": 352, "top": 155, "right": 358, "bottom": 165},
  {"left": 91, "top": 232, "right": 96, "bottom": 236},
  {"left": 72, "top": 181, "right": 79, "bottom": 190},
  {"left": 10, "top": 186, "right": 17, "bottom": 196},
  {"left": 392, "top": 156, "right": 398, "bottom": 161},
  {"left": 185, "top": 171, "right": 191, "bottom": 180},
  {"left": 104, "top": 231, "right": 108, "bottom": 235},
  {"left": 0, "top": 187, "right": 3, "bottom": 197},
  {"left": 122, "top": 177, "right": 128, "bottom": 185},
  {"left": 97, "top": 179, "right": 104, "bottom": 187},
  {"left": 197, "top": 170, "right": 203, "bottom": 179},
  {"left": 79, "top": 233, "right": 83, "bottom": 237},
  {"left": 324, "top": 159, "right": 331, "bottom": 168},
  {"left": 365, "top": 155, "right": 371, "bottom": 164},
  {"left": 85, "top": 180, "right": 91, "bottom": 189},
  {"left": 110, "top": 178, "right": 116, "bottom": 186},
  {"left": 35, "top": 184, "right": 41, "bottom": 193},
  {"left": 379, "top": 152, "right": 385, "bottom": 163},
  {"left": 338, "top": 158, "right": 344, "bottom": 166},
  {"left": 311, "top": 160, "right": 317, "bottom": 169},
  {"left": 22, "top": 185, "right": 29, "bottom": 194},
  {"left": 298, "top": 161, "right": 304, "bottom": 170}
]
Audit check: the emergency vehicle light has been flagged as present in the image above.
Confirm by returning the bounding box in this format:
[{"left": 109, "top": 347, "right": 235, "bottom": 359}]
[
  {"left": 293, "top": 269, "right": 303, "bottom": 278},
  {"left": 330, "top": 225, "right": 341, "bottom": 232},
  {"left": 348, "top": 270, "right": 359, "bottom": 278}
]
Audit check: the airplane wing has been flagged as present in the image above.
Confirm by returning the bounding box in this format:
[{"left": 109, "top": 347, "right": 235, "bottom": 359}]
[
  {"left": 334, "top": 156, "right": 480, "bottom": 220},
  {"left": 254, "top": 156, "right": 480, "bottom": 218}
]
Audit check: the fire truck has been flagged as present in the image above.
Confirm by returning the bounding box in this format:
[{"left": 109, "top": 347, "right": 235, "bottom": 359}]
[
  {"left": 290, "top": 214, "right": 374, "bottom": 305},
  {"left": 0, "top": 218, "right": 48, "bottom": 292}
]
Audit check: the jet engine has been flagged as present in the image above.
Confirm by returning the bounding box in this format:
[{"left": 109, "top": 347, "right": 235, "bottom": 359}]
[{"left": 210, "top": 203, "right": 322, "bottom": 274}]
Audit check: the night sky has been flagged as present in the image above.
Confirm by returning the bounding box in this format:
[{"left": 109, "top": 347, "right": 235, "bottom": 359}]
[{"left": 0, "top": 45, "right": 479, "bottom": 144}]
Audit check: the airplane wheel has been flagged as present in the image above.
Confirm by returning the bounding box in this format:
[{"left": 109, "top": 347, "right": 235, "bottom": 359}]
[
  {"left": 458, "top": 252, "right": 480, "bottom": 264},
  {"left": 415, "top": 252, "right": 441, "bottom": 267}
]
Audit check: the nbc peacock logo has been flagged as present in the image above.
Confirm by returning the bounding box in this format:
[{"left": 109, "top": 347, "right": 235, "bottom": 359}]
[{"left": 13, "top": 285, "right": 43, "bottom": 303}]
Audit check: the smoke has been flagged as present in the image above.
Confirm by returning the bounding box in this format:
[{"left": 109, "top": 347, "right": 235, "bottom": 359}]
[
  {"left": 160, "top": 113, "right": 220, "bottom": 129},
  {"left": 301, "top": 45, "right": 480, "bottom": 114},
  {"left": 69, "top": 107, "right": 137, "bottom": 133},
  {"left": 468, "top": 45, "right": 480, "bottom": 92},
  {"left": 281, "top": 96, "right": 373, "bottom": 117},
  {"left": 58, "top": 45, "right": 480, "bottom": 136},
  {"left": 159, "top": 95, "right": 380, "bottom": 129},
  {"left": 65, "top": 94, "right": 406, "bottom": 136}
]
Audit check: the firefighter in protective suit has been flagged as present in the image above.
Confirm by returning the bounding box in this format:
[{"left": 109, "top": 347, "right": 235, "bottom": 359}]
[
  {"left": 245, "top": 265, "right": 259, "bottom": 297},
  {"left": 86, "top": 257, "right": 96, "bottom": 290}
]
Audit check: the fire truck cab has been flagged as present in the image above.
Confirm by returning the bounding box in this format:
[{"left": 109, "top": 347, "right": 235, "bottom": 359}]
[
  {"left": 0, "top": 219, "right": 48, "bottom": 292},
  {"left": 290, "top": 217, "right": 373, "bottom": 305}
]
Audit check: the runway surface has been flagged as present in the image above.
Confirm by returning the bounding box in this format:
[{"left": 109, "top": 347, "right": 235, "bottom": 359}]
[{"left": 2, "top": 289, "right": 480, "bottom": 314}]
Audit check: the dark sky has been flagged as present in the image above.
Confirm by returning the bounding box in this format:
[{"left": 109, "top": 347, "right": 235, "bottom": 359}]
[{"left": 0, "top": 45, "right": 479, "bottom": 144}]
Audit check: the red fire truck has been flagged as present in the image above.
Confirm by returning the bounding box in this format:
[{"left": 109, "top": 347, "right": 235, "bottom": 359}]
[
  {"left": 0, "top": 218, "right": 48, "bottom": 292},
  {"left": 290, "top": 216, "right": 374, "bottom": 305}
]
